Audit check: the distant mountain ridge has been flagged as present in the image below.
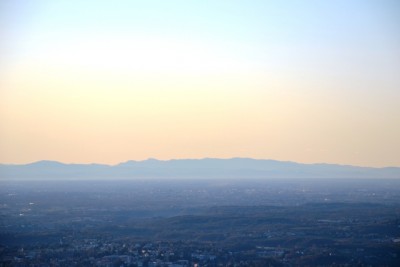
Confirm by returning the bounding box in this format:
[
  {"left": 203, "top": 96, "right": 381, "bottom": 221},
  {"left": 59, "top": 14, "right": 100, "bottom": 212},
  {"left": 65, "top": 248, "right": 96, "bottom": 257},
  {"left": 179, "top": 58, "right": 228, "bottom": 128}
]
[{"left": 0, "top": 158, "right": 399, "bottom": 180}]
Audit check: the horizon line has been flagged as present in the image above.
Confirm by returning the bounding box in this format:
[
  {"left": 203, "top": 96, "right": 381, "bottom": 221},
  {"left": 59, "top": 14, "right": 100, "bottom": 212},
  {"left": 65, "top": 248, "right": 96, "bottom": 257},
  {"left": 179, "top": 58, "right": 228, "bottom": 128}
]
[{"left": 1, "top": 157, "right": 399, "bottom": 169}]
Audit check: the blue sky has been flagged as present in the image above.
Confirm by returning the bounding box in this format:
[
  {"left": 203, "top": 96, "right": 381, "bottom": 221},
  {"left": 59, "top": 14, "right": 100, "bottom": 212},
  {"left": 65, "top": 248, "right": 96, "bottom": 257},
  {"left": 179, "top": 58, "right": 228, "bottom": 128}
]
[{"left": 1, "top": 0, "right": 399, "bottom": 166}]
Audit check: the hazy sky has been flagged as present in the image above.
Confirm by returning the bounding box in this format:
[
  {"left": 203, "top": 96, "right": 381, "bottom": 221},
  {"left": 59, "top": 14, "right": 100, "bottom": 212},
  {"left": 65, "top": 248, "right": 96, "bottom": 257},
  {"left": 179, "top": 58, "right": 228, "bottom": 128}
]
[{"left": 1, "top": 0, "right": 399, "bottom": 167}]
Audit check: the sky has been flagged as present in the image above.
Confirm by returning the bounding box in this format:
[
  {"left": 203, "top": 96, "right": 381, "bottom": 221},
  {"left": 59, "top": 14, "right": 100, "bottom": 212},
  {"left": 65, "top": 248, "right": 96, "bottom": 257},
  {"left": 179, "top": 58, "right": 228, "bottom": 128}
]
[{"left": 1, "top": 0, "right": 399, "bottom": 167}]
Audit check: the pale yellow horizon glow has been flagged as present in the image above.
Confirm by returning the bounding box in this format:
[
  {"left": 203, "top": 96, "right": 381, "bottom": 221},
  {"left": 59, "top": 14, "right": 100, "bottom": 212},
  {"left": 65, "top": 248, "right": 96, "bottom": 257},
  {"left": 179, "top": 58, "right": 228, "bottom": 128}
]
[{"left": 1, "top": 61, "right": 399, "bottom": 167}]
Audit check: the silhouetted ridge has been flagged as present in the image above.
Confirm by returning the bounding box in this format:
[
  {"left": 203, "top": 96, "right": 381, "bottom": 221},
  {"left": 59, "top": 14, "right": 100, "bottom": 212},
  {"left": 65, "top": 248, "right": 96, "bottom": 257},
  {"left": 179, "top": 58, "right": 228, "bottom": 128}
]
[{"left": 0, "top": 158, "right": 399, "bottom": 180}]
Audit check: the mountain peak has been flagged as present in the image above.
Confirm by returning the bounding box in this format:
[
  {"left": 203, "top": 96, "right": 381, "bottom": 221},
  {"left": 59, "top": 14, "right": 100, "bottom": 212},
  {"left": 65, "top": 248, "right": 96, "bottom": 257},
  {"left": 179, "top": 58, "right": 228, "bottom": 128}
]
[{"left": 28, "top": 160, "right": 65, "bottom": 166}]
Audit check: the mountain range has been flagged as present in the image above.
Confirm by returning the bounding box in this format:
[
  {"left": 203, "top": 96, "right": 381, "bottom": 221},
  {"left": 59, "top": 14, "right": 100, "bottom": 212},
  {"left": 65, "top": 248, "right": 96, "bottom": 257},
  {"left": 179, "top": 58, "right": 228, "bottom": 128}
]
[{"left": 0, "top": 158, "right": 399, "bottom": 180}]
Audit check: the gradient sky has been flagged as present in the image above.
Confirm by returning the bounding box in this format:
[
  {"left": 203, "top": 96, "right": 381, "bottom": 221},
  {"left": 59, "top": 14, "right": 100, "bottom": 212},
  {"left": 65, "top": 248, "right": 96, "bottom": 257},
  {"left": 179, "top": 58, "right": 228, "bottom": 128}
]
[{"left": 1, "top": 0, "right": 399, "bottom": 167}]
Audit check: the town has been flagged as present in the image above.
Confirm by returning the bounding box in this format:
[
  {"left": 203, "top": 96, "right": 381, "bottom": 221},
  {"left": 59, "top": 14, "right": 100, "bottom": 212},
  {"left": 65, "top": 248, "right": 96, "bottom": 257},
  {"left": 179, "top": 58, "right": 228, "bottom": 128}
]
[{"left": 1, "top": 179, "right": 400, "bottom": 266}]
